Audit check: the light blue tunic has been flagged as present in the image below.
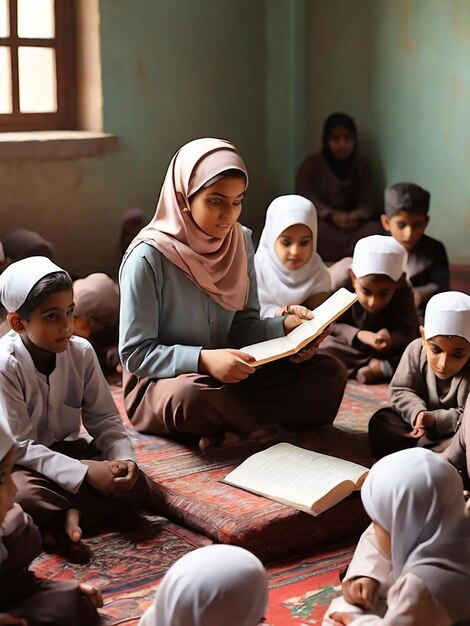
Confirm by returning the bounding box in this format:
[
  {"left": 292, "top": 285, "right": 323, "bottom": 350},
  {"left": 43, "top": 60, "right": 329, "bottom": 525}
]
[{"left": 119, "top": 227, "right": 284, "bottom": 380}]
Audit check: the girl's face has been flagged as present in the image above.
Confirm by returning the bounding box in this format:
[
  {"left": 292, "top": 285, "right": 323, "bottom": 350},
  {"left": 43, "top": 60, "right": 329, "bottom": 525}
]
[
  {"left": 327, "top": 125, "right": 355, "bottom": 160},
  {"left": 373, "top": 522, "right": 391, "bottom": 558},
  {"left": 420, "top": 328, "right": 470, "bottom": 380},
  {"left": 0, "top": 446, "right": 16, "bottom": 523},
  {"left": 274, "top": 224, "right": 313, "bottom": 270},
  {"left": 189, "top": 176, "right": 246, "bottom": 239}
]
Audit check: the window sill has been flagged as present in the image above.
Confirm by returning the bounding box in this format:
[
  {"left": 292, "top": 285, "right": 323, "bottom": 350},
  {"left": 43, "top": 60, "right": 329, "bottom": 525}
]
[{"left": 0, "top": 131, "right": 119, "bottom": 160}]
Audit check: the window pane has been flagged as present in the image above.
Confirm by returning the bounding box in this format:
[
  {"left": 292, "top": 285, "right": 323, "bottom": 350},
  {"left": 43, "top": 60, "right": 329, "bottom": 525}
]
[
  {"left": 0, "top": 47, "right": 12, "bottom": 113},
  {"left": 18, "top": 0, "right": 55, "bottom": 38},
  {"left": 0, "top": 0, "right": 8, "bottom": 37},
  {"left": 18, "top": 46, "right": 57, "bottom": 112}
]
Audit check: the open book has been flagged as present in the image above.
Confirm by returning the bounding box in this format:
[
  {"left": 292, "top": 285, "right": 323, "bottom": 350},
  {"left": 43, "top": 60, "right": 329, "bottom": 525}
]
[
  {"left": 242, "top": 288, "right": 357, "bottom": 366},
  {"left": 223, "top": 443, "right": 369, "bottom": 516}
]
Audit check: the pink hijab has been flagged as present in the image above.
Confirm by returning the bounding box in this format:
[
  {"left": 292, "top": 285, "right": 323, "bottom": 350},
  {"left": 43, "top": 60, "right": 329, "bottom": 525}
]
[{"left": 124, "top": 138, "right": 249, "bottom": 312}]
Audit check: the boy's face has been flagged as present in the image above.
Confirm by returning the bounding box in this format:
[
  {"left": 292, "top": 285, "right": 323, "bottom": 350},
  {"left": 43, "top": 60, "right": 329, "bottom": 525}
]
[
  {"left": 0, "top": 446, "right": 16, "bottom": 523},
  {"left": 420, "top": 327, "right": 470, "bottom": 380},
  {"left": 381, "top": 211, "right": 429, "bottom": 252},
  {"left": 10, "top": 289, "right": 74, "bottom": 355},
  {"left": 350, "top": 271, "right": 398, "bottom": 314}
]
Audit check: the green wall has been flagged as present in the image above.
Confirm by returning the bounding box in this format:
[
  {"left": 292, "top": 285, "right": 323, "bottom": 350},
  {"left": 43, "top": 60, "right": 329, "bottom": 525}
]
[
  {"left": 306, "top": 0, "right": 470, "bottom": 263},
  {"left": 372, "top": 0, "right": 470, "bottom": 261}
]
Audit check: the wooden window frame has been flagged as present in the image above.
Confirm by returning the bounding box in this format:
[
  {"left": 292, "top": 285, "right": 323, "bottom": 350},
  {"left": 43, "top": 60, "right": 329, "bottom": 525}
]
[{"left": 0, "top": 0, "right": 77, "bottom": 131}]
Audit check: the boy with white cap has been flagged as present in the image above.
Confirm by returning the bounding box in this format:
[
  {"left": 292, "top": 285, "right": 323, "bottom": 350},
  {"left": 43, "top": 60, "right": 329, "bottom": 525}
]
[
  {"left": 320, "top": 235, "right": 419, "bottom": 384},
  {"left": 0, "top": 257, "right": 155, "bottom": 563},
  {"left": 0, "top": 416, "right": 102, "bottom": 624},
  {"left": 369, "top": 291, "right": 470, "bottom": 457}
]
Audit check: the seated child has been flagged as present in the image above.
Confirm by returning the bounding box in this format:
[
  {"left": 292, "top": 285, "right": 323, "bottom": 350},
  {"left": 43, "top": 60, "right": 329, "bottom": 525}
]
[
  {"left": 138, "top": 544, "right": 268, "bottom": 626},
  {"left": 0, "top": 257, "right": 155, "bottom": 562},
  {"left": 0, "top": 418, "right": 102, "bottom": 625},
  {"left": 254, "top": 194, "right": 331, "bottom": 318},
  {"left": 442, "top": 393, "right": 470, "bottom": 492},
  {"left": 381, "top": 182, "right": 449, "bottom": 317},
  {"left": 73, "top": 273, "right": 121, "bottom": 375},
  {"left": 369, "top": 291, "right": 470, "bottom": 457},
  {"left": 319, "top": 235, "right": 419, "bottom": 384},
  {"left": 2, "top": 228, "right": 54, "bottom": 263},
  {"left": 323, "top": 448, "right": 470, "bottom": 626}
]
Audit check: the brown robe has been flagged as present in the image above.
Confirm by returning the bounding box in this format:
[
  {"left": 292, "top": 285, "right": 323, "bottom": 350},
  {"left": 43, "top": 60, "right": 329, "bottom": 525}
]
[
  {"left": 296, "top": 152, "right": 382, "bottom": 261},
  {"left": 0, "top": 504, "right": 99, "bottom": 625},
  {"left": 319, "top": 277, "right": 419, "bottom": 377}
]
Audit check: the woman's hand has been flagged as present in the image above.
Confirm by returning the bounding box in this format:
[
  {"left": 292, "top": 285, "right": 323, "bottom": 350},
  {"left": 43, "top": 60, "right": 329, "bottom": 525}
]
[
  {"left": 199, "top": 349, "right": 256, "bottom": 383},
  {"left": 289, "top": 329, "right": 331, "bottom": 364},
  {"left": 342, "top": 576, "right": 379, "bottom": 610}
]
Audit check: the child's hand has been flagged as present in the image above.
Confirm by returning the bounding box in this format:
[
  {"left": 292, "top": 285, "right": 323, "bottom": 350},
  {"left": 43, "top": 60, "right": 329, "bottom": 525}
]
[
  {"left": 283, "top": 306, "right": 314, "bottom": 334},
  {"left": 342, "top": 576, "right": 379, "bottom": 610},
  {"left": 111, "top": 460, "right": 139, "bottom": 492},
  {"left": 78, "top": 582, "right": 103, "bottom": 608},
  {"left": 199, "top": 349, "right": 256, "bottom": 384},
  {"left": 0, "top": 615, "right": 27, "bottom": 626},
  {"left": 289, "top": 329, "right": 331, "bottom": 364},
  {"left": 410, "top": 411, "right": 436, "bottom": 437},
  {"left": 374, "top": 329, "right": 392, "bottom": 352},
  {"left": 356, "top": 330, "right": 377, "bottom": 348},
  {"left": 329, "top": 612, "right": 354, "bottom": 626},
  {"left": 82, "top": 460, "right": 117, "bottom": 496}
]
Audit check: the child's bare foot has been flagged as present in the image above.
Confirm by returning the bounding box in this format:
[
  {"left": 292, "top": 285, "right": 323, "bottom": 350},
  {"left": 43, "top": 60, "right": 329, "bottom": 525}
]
[
  {"left": 65, "top": 508, "right": 82, "bottom": 543},
  {"left": 356, "top": 359, "right": 386, "bottom": 385},
  {"left": 79, "top": 583, "right": 104, "bottom": 608}
]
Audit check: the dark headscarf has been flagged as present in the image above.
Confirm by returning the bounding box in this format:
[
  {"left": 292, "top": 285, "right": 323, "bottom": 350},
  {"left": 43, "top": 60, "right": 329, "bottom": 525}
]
[
  {"left": 322, "top": 112, "right": 357, "bottom": 181},
  {"left": 2, "top": 229, "right": 53, "bottom": 262}
]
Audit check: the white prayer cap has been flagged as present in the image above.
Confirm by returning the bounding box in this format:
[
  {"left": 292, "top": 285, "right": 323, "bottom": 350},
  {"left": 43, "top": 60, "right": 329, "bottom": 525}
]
[
  {"left": 351, "top": 235, "right": 405, "bottom": 282},
  {"left": 0, "top": 256, "right": 67, "bottom": 313},
  {"left": 0, "top": 415, "right": 14, "bottom": 460},
  {"left": 424, "top": 291, "right": 470, "bottom": 342}
]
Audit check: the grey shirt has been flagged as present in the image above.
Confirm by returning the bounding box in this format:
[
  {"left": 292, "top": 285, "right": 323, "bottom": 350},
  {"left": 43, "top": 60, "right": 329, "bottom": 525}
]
[
  {"left": 390, "top": 338, "right": 470, "bottom": 435},
  {"left": 119, "top": 228, "right": 285, "bottom": 380}
]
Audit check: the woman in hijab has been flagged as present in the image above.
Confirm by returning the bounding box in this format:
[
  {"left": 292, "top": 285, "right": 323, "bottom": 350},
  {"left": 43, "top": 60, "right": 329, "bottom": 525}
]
[
  {"left": 119, "top": 138, "right": 347, "bottom": 450},
  {"left": 255, "top": 194, "right": 331, "bottom": 318},
  {"left": 323, "top": 448, "right": 470, "bottom": 625},
  {"left": 138, "top": 544, "right": 268, "bottom": 626},
  {"left": 296, "top": 113, "right": 382, "bottom": 262}
]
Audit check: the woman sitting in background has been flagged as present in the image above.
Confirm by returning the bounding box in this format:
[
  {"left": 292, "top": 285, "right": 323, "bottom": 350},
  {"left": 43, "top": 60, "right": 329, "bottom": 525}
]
[{"left": 296, "top": 112, "right": 382, "bottom": 262}]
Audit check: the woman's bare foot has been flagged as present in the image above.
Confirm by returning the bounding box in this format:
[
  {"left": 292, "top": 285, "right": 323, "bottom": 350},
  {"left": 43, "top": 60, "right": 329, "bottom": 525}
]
[
  {"left": 79, "top": 583, "right": 104, "bottom": 608},
  {"left": 198, "top": 435, "right": 221, "bottom": 451},
  {"left": 65, "top": 508, "right": 82, "bottom": 543}
]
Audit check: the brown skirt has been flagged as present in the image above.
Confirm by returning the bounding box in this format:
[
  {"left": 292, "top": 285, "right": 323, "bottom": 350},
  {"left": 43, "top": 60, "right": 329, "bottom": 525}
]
[{"left": 123, "top": 354, "right": 348, "bottom": 437}]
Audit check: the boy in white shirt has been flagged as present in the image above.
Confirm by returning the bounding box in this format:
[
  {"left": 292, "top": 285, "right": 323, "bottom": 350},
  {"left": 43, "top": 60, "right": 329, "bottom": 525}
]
[{"left": 0, "top": 257, "right": 155, "bottom": 562}]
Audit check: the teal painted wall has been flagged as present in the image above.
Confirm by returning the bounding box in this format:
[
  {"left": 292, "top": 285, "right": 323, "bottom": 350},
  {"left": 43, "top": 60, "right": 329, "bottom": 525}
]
[
  {"left": 372, "top": 0, "right": 470, "bottom": 262},
  {"left": 306, "top": 0, "right": 470, "bottom": 263}
]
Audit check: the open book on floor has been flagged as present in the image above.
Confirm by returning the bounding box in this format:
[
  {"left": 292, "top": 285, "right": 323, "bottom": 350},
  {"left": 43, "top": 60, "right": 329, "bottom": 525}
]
[
  {"left": 222, "top": 443, "right": 369, "bottom": 516},
  {"left": 242, "top": 288, "right": 357, "bottom": 366}
]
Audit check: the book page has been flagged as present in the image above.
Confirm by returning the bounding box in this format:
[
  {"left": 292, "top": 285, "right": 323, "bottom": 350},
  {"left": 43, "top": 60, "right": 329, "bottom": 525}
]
[
  {"left": 241, "top": 288, "right": 357, "bottom": 366},
  {"left": 223, "top": 443, "right": 368, "bottom": 513}
]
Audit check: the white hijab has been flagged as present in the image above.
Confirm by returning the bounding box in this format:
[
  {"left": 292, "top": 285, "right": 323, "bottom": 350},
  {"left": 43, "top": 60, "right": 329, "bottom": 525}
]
[
  {"left": 255, "top": 195, "right": 331, "bottom": 318},
  {"left": 138, "top": 545, "right": 268, "bottom": 626},
  {"left": 361, "top": 448, "right": 470, "bottom": 623}
]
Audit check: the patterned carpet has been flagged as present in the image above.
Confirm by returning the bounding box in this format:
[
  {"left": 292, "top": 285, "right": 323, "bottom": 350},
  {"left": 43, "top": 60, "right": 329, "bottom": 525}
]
[{"left": 31, "top": 380, "right": 390, "bottom": 624}]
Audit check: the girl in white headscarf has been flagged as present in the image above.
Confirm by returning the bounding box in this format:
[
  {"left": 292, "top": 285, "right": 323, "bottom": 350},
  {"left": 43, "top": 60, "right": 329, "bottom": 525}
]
[
  {"left": 255, "top": 195, "right": 331, "bottom": 318},
  {"left": 138, "top": 544, "right": 268, "bottom": 626},
  {"left": 323, "top": 447, "right": 470, "bottom": 626}
]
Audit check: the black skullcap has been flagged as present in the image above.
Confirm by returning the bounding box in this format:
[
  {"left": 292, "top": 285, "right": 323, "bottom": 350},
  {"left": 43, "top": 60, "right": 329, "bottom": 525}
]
[{"left": 384, "top": 183, "right": 430, "bottom": 218}]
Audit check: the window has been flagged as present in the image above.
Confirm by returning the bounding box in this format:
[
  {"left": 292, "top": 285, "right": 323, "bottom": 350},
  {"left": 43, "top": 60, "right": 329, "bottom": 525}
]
[{"left": 0, "top": 0, "right": 76, "bottom": 131}]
